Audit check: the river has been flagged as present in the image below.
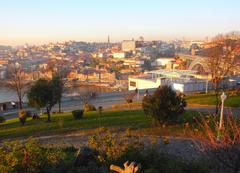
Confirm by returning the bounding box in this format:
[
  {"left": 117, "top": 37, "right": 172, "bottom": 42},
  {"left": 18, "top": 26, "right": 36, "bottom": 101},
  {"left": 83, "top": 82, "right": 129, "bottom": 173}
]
[{"left": 0, "top": 85, "right": 113, "bottom": 103}]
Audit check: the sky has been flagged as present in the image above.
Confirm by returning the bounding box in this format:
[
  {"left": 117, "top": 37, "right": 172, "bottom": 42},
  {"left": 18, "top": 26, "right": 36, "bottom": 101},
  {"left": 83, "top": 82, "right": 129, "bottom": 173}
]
[{"left": 0, "top": 0, "right": 240, "bottom": 45}]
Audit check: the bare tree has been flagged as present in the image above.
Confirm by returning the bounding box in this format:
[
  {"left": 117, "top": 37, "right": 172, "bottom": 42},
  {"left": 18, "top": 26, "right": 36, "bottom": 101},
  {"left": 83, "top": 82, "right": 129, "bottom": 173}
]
[
  {"left": 79, "top": 88, "right": 96, "bottom": 105},
  {"left": 193, "top": 114, "right": 240, "bottom": 173},
  {"left": 123, "top": 90, "right": 136, "bottom": 103},
  {"left": 7, "top": 63, "right": 29, "bottom": 109},
  {"left": 204, "top": 37, "right": 240, "bottom": 114}
]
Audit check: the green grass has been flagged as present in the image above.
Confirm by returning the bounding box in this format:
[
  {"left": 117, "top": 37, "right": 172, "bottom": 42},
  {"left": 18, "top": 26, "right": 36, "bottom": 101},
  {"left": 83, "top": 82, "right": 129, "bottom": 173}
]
[
  {"left": 186, "top": 93, "right": 240, "bottom": 107},
  {"left": 0, "top": 109, "right": 203, "bottom": 140},
  {"left": 0, "top": 109, "right": 151, "bottom": 139}
]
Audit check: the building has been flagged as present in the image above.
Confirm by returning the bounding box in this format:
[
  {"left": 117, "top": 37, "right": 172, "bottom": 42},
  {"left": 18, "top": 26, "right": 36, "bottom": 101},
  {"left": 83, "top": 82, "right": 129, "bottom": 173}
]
[
  {"left": 113, "top": 52, "right": 126, "bottom": 59},
  {"left": 122, "top": 40, "right": 136, "bottom": 52},
  {"left": 0, "top": 65, "right": 7, "bottom": 80},
  {"left": 128, "top": 69, "right": 210, "bottom": 93},
  {"left": 154, "top": 58, "right": 175, "bottom": 66}
]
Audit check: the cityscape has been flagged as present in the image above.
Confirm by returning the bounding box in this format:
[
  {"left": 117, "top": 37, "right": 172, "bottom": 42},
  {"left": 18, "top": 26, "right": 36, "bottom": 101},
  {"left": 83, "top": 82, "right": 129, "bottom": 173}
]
[{"left": 0, "top": 1, "right": 240, "bottom": 173}]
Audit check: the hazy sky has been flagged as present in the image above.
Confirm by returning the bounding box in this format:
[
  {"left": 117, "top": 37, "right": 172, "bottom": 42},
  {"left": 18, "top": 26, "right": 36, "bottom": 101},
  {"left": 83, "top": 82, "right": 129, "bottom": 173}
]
[{"left": 0, "top": 0, "right": 240, "bottom": 45}]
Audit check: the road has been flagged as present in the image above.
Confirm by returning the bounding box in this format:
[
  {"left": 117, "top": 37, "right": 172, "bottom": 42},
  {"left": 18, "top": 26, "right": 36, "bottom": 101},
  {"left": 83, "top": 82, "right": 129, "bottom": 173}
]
[{"left": 1, "top": 90, "right": 239, "bottom": 119}]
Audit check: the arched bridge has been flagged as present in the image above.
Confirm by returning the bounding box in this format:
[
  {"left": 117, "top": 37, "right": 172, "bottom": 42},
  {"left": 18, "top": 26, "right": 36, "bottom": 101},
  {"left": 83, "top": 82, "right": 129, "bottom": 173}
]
[{"left": 178, "top": 54, "right": 209, "bottom": 74}]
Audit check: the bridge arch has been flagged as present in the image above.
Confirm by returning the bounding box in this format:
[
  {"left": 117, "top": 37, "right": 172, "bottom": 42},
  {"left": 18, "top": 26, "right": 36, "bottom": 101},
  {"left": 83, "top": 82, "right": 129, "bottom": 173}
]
[{"left": 188, "top": 58, "right": 209, "bottom": 74}]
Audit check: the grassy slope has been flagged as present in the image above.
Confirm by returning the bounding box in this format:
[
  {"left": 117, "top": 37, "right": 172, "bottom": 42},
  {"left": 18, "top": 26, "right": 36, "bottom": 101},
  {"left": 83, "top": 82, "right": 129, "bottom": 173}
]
[
  {"left": 0, "top": 109, "right": 201, "bottom": 140},
  {"left": 185, "top": 93, "right": 240, "bottom": 107},
  {"left": 0, "top": 110, "right": 151, "bottom": 139}
]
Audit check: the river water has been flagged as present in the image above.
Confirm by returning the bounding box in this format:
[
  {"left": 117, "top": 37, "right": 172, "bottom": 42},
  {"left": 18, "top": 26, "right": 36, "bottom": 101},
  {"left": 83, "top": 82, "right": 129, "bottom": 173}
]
[
  {"left": 0, "top": 87, "right": 20, "bottom": 103},
  {"left": 0, "top": 85, "right": 113, "bottom": 103}
]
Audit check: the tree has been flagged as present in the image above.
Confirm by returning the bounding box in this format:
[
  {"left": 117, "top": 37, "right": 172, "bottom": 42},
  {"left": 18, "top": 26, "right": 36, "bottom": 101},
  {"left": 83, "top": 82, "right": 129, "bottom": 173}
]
[
  {"left": 79, "top": 89, "right": 96, "bottom": 105},
  {"left": 142, "top": 85, "right": 186, "bottom": 123},
  {"left": 203, "top": 37, "right": 240, "bottom": 114},
  {"left": 143, "top": 59, "right": 152, "bottom": 71},
  {"left": 7, "top": 62, "right": 28, "bottom": 109},
  {"left": 193, "top": 114, "right": 240, "bottom": 173},
  {"left": 123, "top": 91, "right": 136, "bottom": 103},
  {"left": 51, "top": 75, "right": 64, "bottom": 113},
  {"left": 28, "top": 79, "right": 58, "bottom": 122}
]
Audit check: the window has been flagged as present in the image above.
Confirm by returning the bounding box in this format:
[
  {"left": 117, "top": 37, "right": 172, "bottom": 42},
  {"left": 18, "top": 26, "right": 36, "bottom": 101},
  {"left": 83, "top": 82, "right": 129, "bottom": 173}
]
[{"left": 130, "top": 81, "right": 136, "bottom": 87}]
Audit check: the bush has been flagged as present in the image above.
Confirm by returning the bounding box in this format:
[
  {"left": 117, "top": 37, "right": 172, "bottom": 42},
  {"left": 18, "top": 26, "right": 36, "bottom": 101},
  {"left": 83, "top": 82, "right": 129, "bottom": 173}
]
[
  {"left": 88, "top": 129, "right": 143, "bottom": 165},
  {"left": 142, "top": 85, "right": 187, "bottom": 124},
  {"left": 88, "top": 131, "right": 210, "bottom": 173},
  {"left": 0, "top": 139, "right": 64, "bottom": 173},
  {"left": 0, "top": 116, "right": 6, "bottom": 123},
  {"left": 83, "top": 104, "right": 96, "bottom": 112},
  {"left": 26, "top": 110, "right": 32, "bottom": 118},
  {"left": 18, "top": 109, "right": 27, "bottom": 125},
  {"left": 72, "top": 110, "right": 84, "bottom": 119}
]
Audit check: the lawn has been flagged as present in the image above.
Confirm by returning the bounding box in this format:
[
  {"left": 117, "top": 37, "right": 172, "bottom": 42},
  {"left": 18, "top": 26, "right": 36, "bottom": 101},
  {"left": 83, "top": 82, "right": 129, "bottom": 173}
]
[
  {"left": 0, "top": 109, "right": 201, "bottom": 140},
  {"left": 0, "top": 110, "right": 150, "bottom": 139},
  {"left": 185, "top": 93, "right": 240, "bottom": 107}
]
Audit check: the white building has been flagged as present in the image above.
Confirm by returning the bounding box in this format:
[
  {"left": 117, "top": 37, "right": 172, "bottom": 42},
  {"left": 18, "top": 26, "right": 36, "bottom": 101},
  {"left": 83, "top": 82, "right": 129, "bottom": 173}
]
[
  {"left": 113, "top": 52, "right": 126, "bottom": 59},
  {"left": 123, "top": 58, "right": 144, "bottom": 67},
  {"left": 155, "top": 58, "right": 175, "bottom": 66},
  {"left": 128, "top": 70, "right": 210, "bottom": 93}
]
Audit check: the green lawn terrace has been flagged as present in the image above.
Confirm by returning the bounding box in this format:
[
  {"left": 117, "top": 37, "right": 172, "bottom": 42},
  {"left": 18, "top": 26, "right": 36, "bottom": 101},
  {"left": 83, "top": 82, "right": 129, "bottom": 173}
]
[
  {"left": 185, "top": 92, "right": 240, "bottom": 107},
  {"left": 0, "top": 109, "right": 202, "bottom": 141}
]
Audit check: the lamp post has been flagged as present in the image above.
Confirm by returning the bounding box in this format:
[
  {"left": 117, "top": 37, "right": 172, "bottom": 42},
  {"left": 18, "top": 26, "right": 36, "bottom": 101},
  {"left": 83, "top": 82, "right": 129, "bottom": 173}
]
[
  {"left": 136, "top": 81, "right": 139, "bottom": 101},
  {"left": 205, "top": 79, "right": 208, "bottom": 94},
  {"left": 218, "top": 92, "right": 227, "bottom": 140}
]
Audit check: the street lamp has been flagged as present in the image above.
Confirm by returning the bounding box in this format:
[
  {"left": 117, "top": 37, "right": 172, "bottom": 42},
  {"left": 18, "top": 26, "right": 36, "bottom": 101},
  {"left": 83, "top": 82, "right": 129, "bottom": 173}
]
[{"left": 218, "top": 92, "right": 227, "bottom": 140}]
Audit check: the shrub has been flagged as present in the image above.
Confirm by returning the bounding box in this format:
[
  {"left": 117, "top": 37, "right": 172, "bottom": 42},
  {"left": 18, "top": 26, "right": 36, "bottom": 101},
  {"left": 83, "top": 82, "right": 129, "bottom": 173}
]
[
  {"left": 72, "top": 110, "right": 84, "bottom": 119},
  {"left": 87, "top": 131, "right": 212, "bottom": 173},
  {"left": 18, "top": 109, "right": 27, "bottom": 125},
  {"left": 88, "top": 129, "right": 143, "bottom": 165},
  {"left": 142, "top": 85, "right": 187, "bottom": 124},
  {"left": 83, "top": 104, "right": 96, "bottom": 112},
  {"left": 26, "top": 110, "right": 32, "bottom": 118},
  {"left": 0, "top": 116, "right": 6, "bottom": 123},
  {"left": 0, "top": 139, "right": 64, "bottom": 173},
  {"left": 193, "top": 114, "right": 240, "bottom": 173}
]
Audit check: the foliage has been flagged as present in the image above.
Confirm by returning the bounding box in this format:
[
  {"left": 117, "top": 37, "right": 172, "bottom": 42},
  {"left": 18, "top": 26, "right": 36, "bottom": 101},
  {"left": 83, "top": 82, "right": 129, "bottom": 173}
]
[
  {"left": 0, "top": 116, "right": 6, "bottom": 123},
  {"left": 26, "top": 111, "right": 32, "bottom": 118},
  {"left": 79, "top": 89, "right": 96, "bottom": 105},
  {"left": 88, "top": 129, "right": 143, "bottom": 165},
  {"left": 18, "top": 109, "right": 27, "bottom": 125},
  {"left": 0, "top": 139, "right": 64, "bottom": 173},
  {"left": 203, "top": 37, "right": 240, "bottom": 114},
  {"left": 142, "top": 85, "right": 187, "bottom": 123},
  {"left": 123, "top": 91, "right": 136, "bottom": 103},
  {"left": 0, "top": 137, "right": 212, "bottom": 173},
  {"left": 28, "top": 79, "right": 58, "bottom": 122},
  {"left": 143, "top": 59, "right": 152, "bottom": 71},
  {"left": 83, "top": 103, "right": 96, "bottom": 112},
  {"left": 88, "top": 129, "right": 210, "bottom": 173},
  {"left": 51, "top": 75, "right": 64, "bottom": 113},
  {"left": 72, "top": 110, "right": 84, "bottom": 119},
  {"left": 7, "top": 63, "right": 28, "bottom": 109},
  {"left": 193, "top": 114, "right": 240, "bottom": 173}
]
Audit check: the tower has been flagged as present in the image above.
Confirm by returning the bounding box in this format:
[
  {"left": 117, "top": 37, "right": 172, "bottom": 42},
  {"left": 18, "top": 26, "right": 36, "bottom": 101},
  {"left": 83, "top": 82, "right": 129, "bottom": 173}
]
[{"left": 107, "top": 35, "right": 110, "bottom": 49}]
